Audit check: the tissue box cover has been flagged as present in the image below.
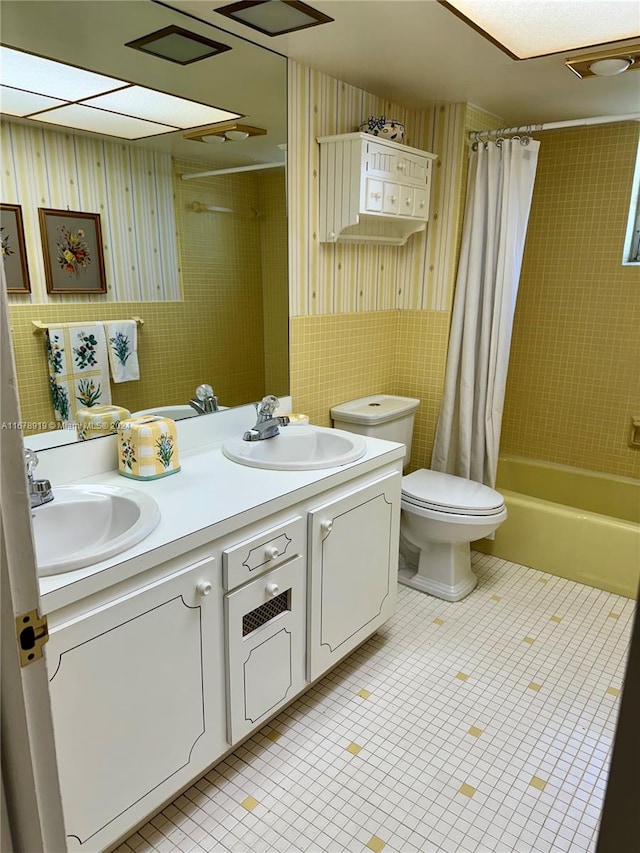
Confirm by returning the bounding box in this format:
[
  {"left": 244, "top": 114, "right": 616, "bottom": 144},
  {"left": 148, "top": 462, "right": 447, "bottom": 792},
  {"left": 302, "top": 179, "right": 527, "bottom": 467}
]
[
  {"left": 117, "top": 415, "right": 180, "bottom": 480},
  {"left": 77, "top": 405, "right": 131, "bottom": 440}
]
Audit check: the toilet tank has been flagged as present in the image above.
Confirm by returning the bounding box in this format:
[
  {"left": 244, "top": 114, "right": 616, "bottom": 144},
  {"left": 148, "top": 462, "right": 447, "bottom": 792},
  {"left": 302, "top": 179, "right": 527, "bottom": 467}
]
[{"left": 330, "top": 395, "right": 420, "bottom": 467}]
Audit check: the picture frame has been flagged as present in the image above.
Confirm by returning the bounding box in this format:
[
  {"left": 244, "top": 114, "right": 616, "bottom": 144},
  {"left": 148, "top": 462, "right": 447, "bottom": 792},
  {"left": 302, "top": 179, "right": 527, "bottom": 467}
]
[
  {"left": 1, "top": 203, "right": 31, "bottom": 293},
  {"left": 38, "top": 208, "right": 107, "bottom": 294}
]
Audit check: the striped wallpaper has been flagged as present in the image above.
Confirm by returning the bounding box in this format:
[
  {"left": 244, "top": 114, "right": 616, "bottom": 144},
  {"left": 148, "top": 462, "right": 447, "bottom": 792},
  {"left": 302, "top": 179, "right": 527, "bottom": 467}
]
[
  {"left": 1, "top": 120, "right": 180, "bottom": 304},
  {"left": 287, "top": 61, "right": 467, "bottom": 316}
]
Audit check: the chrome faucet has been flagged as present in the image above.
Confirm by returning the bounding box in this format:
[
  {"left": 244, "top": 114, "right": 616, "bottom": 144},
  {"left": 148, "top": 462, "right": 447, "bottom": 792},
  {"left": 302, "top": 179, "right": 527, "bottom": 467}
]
[
  {"left": 189, "top": 383, "right": 219, "bottom": 415},
  {"left": 24, "top": 448, "right": 54, "bottom": 508},
  {"left": 243, "top": 395, "right": 290, "bottom": 441}
]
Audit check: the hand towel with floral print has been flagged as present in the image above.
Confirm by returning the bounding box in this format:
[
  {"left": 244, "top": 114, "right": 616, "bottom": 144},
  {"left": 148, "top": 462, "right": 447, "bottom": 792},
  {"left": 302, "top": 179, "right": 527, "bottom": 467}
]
[
  {"left": 105, "top": 320, "right": 140, "bottom": 383},
  {"left": 45, "top": 323, "right": 111, "bottom": 427}
]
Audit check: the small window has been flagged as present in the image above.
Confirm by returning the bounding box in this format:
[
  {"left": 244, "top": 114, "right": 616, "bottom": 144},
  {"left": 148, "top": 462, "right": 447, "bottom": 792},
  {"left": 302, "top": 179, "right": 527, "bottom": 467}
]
[{"left": 623, "top": 141, "right": 640, "bottom": 264}]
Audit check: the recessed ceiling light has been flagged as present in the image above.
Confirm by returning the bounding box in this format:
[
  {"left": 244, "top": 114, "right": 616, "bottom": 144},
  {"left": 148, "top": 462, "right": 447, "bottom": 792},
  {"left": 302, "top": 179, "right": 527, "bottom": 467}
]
[
  {"left": 125, "top": 25, "right": 231, "bottom": 65},
  {"left": 214, "top": 0, "right": 334, "bottom": 37},
  {"left": 83, "top": 87, "right": 240, "bottom": 129},
  {"left": 565, "top": 44, "right": 640, "bottom": 79},
  {"left": 31, "top": 104, "right": 178, "bottom": 140},
  {"left": 0, "top": 45, "right": 124, "bottom": 100},
  {"left": 438, "top": 0, "right": 640, "bottom": 59},
  {"left": 0, "top": 45, "right": 242, "bottom": 139},
  {"left": 183, "top": 122, "right": 267, "bottom": 143},
  {"left": 0, "top": 86, "right": 66, "bottom": 117}
]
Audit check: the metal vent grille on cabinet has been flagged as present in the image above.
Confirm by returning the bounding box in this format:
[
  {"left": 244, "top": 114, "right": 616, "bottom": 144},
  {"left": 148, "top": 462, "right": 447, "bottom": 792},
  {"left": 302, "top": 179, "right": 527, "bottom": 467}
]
[{"left": 242, "top": 590, "right": 290, "bottom": 636}]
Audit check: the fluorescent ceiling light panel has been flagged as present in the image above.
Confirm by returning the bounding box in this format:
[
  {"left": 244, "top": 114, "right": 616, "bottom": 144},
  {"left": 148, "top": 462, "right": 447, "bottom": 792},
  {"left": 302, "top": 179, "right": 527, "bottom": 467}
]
[
  {"left": 32, "top": 104, "right": 179, "bottom": 139},
  {"left": 84, "top": 87, "right": 240, "bottom": 129},
  {"left": 215, "top": 1, "right": 334, "bottom": 37},
  {"left": 125, "top": 26, "right": 231, "bottom": 64},
  {"left": 440, "top": 1, "right": 640, "bottom": 59},
  {"left": 0, "top": 45, "right": 243, "bottom": 139},
  {"left": 0, "top": 46, "right": 124, "bottom": 100},
  {"left": 0, "top": 86, "right": 66, "bottom": 117}
]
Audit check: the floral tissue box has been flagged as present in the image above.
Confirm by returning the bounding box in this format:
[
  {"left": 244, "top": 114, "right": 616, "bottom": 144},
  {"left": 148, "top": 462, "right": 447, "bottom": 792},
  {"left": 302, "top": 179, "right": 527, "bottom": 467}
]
[
  {"left": 77, "top": 405, "right": 131, "bottom": 440},
  {"left": 117, "top": 415, "right": 180, "bottom": 480}
]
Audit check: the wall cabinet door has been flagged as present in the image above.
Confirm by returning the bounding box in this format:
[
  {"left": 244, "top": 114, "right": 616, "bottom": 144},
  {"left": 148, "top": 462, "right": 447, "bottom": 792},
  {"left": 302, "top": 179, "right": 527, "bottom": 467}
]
[
  {"left": 47, "top": 555, "right": 225, "bottom": 852},
  {"left": 307, "top": 472, "right": 401, "bottom": 681},
  {"left": 225, "top": 556, "right": 306, "bottom": 744}
]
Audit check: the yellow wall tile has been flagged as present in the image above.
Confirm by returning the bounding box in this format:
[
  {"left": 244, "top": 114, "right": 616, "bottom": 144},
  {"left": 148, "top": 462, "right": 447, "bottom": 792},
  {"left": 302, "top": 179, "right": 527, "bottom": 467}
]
[{"left": 501, "top": 123, "right": 640, "bottom": 478}]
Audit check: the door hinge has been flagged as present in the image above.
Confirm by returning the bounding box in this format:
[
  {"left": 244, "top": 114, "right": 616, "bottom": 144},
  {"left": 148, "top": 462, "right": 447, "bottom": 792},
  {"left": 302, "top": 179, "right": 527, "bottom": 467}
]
[{"left": 16, "top": 609, "right": 49, "bottom": 666}]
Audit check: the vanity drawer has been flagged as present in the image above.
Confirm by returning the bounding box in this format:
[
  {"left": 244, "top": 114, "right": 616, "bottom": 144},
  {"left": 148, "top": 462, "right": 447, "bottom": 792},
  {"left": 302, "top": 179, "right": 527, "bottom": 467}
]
[{"left": 223, "top": 515, "right": 304, "bottom": 591}]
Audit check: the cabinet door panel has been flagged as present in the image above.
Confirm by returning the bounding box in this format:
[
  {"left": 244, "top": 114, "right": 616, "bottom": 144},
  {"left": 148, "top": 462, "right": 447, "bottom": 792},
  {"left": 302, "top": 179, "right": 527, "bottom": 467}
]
[
  {"left": 225, "top": 557, "right": 306, "bottom": 743},
  {"left": 308, "top": 473, "right": 401, "bottom": 681},
  {"left": 47, "top": 557, "right": 221, "bottom": 849}
]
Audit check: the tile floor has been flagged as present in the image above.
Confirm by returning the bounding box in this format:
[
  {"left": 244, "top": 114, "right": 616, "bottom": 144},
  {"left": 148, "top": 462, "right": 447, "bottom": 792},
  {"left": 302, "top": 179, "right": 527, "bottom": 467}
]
[{"left": 119, "top": 554, "right": 635, "bottom": 853}]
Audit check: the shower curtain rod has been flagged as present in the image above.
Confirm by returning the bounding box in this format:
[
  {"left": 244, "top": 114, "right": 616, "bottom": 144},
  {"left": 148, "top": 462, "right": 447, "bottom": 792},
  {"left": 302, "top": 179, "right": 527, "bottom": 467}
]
[
  {"left": 470, "top": 111, "right": 640, "bottom": 141},
  {"left": 181, "top": 161, "right": 285, "bottom": 180}
]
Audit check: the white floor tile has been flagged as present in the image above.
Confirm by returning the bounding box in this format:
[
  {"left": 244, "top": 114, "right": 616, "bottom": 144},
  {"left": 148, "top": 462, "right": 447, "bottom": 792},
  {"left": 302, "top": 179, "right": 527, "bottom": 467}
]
[{"left": 124, "top": 554, "right": 634, "bottom": 853}]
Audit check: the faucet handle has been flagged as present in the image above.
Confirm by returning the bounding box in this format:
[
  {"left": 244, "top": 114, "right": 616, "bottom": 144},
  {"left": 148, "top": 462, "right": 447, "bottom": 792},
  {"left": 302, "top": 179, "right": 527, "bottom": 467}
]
[
  {"left": 258, "top": 395, "right": 279, "bottom": 417},
  {"left": 196, "top": 384, "right": 214, "bottom": 401},
  {"left": 24, "top": 447, "right": 38, "bottom": 478}
]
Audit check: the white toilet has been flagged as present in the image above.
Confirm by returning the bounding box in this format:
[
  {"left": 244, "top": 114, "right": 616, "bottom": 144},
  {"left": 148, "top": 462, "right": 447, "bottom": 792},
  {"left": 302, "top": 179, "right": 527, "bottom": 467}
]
[{"left": 331, "top": 395, "right": 507, "bottom": 602}]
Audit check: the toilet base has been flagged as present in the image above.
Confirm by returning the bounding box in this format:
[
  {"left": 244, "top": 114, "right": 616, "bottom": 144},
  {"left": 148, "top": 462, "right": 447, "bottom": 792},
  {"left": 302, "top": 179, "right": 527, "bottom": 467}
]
[{"left": 398, "top": 539, "right": 478, "bottom": 602}]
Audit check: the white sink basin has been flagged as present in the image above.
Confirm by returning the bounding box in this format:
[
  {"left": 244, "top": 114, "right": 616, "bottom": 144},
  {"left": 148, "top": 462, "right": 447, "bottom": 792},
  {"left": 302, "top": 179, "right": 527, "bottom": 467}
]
[
  {"left": 222, "top": 425, "right": 367, "bottom": 471},
  {"left": 32, "top": 485, "right": 161, "bottom": 576}
]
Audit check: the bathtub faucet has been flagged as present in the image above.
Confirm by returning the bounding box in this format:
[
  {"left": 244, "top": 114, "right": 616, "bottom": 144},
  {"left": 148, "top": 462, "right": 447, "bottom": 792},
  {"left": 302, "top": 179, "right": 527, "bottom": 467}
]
[{"left": 243, "top": 395, "right": 290, "bottom": 441}]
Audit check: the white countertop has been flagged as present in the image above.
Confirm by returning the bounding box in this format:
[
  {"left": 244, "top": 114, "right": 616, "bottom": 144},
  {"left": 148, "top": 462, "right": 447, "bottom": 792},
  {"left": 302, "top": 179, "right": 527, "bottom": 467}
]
[{"left": 38, "top": 407, "right": 404, "bottom": 614}]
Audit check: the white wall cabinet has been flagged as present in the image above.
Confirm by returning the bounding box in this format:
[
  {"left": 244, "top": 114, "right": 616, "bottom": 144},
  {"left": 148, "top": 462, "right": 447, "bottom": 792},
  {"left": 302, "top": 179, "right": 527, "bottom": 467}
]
[
  {"left": 47, "top": 553, "right": 226, "bottom": 852},
  {"left": 307, "top": 472, "right": 401, "bottom": 681},
  {"left": 318, "top": 132, "right": 437, "bottom": 246},
  {"left": 45, "top": 458, "right": 403, "bottom": 852}
]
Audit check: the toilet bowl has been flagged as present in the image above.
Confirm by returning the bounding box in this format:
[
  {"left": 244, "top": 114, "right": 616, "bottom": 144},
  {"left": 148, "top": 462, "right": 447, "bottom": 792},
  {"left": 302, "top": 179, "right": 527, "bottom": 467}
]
[
  {"left": 330, "top": 395, "right": 507, "bottom": 602},
  {"left": 399, "top": 470, "right": 507, "bottom": 601}
]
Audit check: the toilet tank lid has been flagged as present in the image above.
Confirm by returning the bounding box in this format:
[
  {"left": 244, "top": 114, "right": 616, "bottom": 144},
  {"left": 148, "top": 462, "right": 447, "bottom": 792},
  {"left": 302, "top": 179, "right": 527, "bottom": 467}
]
[{"left": 330, "top": 395, "right": 420, "bottom": 425}]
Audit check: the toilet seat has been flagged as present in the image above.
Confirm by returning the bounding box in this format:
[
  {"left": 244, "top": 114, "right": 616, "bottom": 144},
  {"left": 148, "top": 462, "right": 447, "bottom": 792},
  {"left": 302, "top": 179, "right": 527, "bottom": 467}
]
[{"left": 401, "top": 470, "right": 505, "bottom": 517}]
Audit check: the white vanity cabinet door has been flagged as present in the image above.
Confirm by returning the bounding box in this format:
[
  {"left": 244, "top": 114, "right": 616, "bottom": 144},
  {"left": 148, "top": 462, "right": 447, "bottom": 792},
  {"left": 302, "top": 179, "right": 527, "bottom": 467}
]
[
  {"left": 47, "top": 555, "right": 225, "bottom": 852},
  {"left": 225, "top": 556, "right": 306, "bottom": 744},
  {"left": 307, "top": 472, "right": 401, "bottom": 682}
]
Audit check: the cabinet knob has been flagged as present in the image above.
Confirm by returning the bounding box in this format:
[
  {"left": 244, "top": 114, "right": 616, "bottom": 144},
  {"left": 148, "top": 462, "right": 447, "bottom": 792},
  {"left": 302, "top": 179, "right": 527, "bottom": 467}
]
[
  {"left": 419, "top": 201, "right": 425, "bottom": 208},
  {"left": 405, "top": 198, "right": 412, "bottom": 206},
  {"left": 265, "top": 545, "right": 280, "bottom": 560},
  {"left": 265, "top": 582, "right": 280, "bottom": 597},
  {"left": 196, "top": 581, "right": 212, "bottom": 596},
  {"left": 320, "top": 519, "right": 333, "bottom": 534},
  {"left": 397, "top": 162, "right": 405, "bottom": 171},
  {"left": 371, "top": 192, "right": 381, "bottom": 200},
  {"left": 329, "top": 231, "right": 336, "bottom": 240},
  {"left": 390, "top": 196, "right": 397, "bottom": 203}
]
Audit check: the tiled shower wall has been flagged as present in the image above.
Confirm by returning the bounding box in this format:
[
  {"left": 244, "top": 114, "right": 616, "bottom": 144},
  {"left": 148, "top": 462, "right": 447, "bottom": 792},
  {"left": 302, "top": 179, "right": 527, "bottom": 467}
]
[{"left": 501, "top": 123, "right": 640, "bottom": 479}]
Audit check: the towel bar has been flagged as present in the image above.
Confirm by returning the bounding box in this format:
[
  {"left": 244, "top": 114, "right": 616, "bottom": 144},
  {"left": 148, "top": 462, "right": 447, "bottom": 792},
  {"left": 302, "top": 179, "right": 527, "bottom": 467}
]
[{"left": 32, "top": 317, "right": 145, "bottom": 333}]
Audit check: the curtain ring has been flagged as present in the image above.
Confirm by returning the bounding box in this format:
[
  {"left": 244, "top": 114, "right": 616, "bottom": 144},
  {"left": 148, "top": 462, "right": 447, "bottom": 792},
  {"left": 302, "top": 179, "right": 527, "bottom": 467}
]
[
  {"left": 495, "top": 137, "right": 504, "bottom": 148},
  {"left": 521, "top": 135, "right": 531, "bottom": 146}
]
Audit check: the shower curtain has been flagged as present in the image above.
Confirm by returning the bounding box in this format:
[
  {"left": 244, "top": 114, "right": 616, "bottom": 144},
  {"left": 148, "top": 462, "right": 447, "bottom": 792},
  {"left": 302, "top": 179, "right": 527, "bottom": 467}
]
[{"left": 431, "top": 137, "right": 540, "bottom": 488}]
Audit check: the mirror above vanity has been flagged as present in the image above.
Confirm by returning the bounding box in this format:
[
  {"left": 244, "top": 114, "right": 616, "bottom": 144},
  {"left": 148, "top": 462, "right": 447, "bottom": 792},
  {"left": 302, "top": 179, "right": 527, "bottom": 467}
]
[{"left": 1, "top": 0, "right": 288, "bottom": 448}]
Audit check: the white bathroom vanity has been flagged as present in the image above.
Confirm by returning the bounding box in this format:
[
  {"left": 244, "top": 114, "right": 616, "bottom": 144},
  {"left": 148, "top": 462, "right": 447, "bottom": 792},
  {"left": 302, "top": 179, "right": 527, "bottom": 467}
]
[{"left": 35, "top": 405, "right": 404, "bottom": 852}]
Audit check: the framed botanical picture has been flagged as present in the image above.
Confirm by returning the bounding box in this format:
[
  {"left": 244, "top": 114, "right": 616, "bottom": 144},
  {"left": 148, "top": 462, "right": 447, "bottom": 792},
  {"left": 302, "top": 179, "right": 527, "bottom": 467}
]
[
  {"left": 1, "top": 203, "right": 31, "bottom": 293},
  {"left": 38, "top": 208, "right": 107, "bottom": 294}
]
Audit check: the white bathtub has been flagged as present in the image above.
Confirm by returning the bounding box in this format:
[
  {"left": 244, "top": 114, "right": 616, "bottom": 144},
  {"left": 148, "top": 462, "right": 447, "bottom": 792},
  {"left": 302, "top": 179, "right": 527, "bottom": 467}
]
[{"left": 475, "top": 455, "right": 640, "bottom": 599}]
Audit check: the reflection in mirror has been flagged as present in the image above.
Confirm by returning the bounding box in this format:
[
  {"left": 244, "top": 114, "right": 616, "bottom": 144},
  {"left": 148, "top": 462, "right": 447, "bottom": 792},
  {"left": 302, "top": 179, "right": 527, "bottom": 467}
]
[{"left": 1, "top": 0, "right": 288, "bottom": 449}]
